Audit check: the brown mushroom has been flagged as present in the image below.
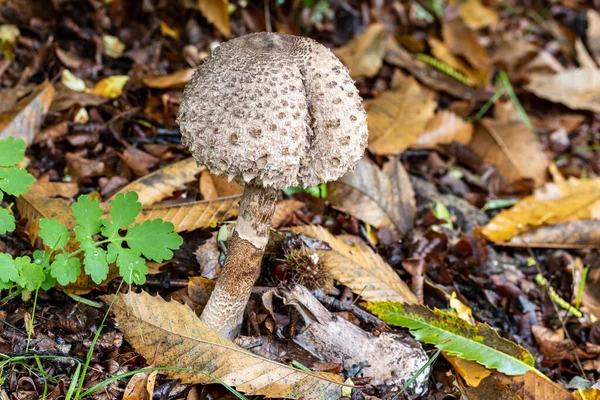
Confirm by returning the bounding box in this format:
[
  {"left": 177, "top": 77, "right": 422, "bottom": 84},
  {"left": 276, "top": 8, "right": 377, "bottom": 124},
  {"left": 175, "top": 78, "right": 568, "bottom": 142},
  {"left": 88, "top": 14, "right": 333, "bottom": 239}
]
[{"left": 177, "top": 32, "right": 368, "bottom": 339}]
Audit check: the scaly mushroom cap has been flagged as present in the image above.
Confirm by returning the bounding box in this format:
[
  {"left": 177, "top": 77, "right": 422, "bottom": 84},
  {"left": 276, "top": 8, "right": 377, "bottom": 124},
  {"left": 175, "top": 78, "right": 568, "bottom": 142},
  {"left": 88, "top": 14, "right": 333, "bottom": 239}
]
[{"left": 177, "top": 32, "right": 368, "bottom": 189}]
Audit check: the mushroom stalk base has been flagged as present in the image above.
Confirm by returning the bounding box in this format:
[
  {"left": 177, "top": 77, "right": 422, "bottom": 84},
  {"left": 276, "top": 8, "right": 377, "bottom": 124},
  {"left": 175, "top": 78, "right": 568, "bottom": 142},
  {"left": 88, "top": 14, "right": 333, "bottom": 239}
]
[{"left": 200, "top": 184, "right": 278, "bottom": 340}]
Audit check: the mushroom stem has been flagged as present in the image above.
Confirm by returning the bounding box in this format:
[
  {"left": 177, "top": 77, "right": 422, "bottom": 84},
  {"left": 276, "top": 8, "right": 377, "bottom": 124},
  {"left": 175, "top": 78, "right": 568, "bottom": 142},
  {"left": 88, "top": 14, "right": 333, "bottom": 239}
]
[{"left": 200, "top": 184, "right": 278, "bottom": 339}]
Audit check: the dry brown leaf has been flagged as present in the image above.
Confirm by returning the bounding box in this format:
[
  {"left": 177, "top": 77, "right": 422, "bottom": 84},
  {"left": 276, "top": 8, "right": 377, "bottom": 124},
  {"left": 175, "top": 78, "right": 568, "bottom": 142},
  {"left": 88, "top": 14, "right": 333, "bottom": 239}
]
[
  {"left": 531, "top": 325, "right": 564, "bottom": 346},
  {"left": 583, "top": 267, "right": 600, "bottom": 319},
  {"left": 107, "top": 158, "right": 204, "bottom": 206},
  {"left": 527, "top": 69, "right": 600, "bottom": 113},
  {"left": 509, "top": 220, "right": 600, "bottom": 247},
  {"left": 143, "top": 69, "right": 194, "bottom": 89},
  {"left": 197, "top": 0, "right": 230, "bottom": 37},
  {"left": 366, "top": 71, "right": 437, "bottom": 155},
  {"left": 428, "top": 38, "right": 483, "bottom": 86},
  {"left": 445, "top": 354, "right": 491, "bottom": 387},
  {"left": 384, "top": 38, "right": 490, "bottom": 101},
  {"left": 136, "top": 196, "right": 241, "bottom": 232},
  {"left": 50, "top": 83, "right": 108, "bottom": 112},
  {"left": 588, "top": 10, "right": 600, "bottom": 64},
  {"left": 0, "top": 81, "right": 55, "bottom": 143},
  {"left": 328, "top": 157, "right": 415, "bottom": 237},
  {"left": 481, "top": 177, "right": 600, "bottom": 243},
  {"left": 106, "top": 291, "right": 345, "bottom": 398},
  {"left": 413, "top": 110, "right": 473, "bottom": 149},
  {"left": 26, "top": 181, "right": 79, "bottom": 199},
  {"left": 458, "top": 375, "right": 522, "bottom": 399},
  {"left": 469, "top": 117, "right": 548, "bottom": 186},
  {"left": 442, "top": 10, "right": 489, "bottom": 70},
  {"left": 65, "top": 153, "right": 105, "bottom": 183},
  {"left": 457, "top": 0, "right": 498, "bottom": 30},
  {"left": 0, "top": 83, "right": 37, "bottom": 113},
  {"left": 332, "top": 23, "right": 387, "bottom": 78},
  {"left": 199, "top": 169, "right": 243, "bottom": 200},
  {"left": 123, "top": 371, "right": 155, "bottom": 400},
  {"left": 16, "top": 194, "right": 76, "bottom": 247},
  {"left": 496, "top": 371, "right": 573, "bottom": 400},
  {"left": 271, "top": 200, "right": 304, "bottom": 228},
  {"left": 119, "top": 146, "right": 160, "bottom": 177},
  {"left": 291, "top": 225, "right": 417, "bottom": 303},
  {"left": 575, "top": 39, "right": 598, "bottom": 70}
]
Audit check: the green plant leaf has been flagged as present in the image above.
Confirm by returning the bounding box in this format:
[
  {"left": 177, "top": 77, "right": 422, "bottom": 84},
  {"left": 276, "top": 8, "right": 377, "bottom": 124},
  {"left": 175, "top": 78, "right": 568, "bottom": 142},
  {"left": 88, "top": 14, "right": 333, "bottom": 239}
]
[
  {"left": 0, "top": 137, "right": 26, "bottom": 166},
  {"left": 366, "top": 302, "right": 534, "bottom": 376},
  {"left": 83, "top": 247, "right": 109, "bottom": 284},
  {"left": 41, "top": 271, "right": 57, "bottom": 291},
  {"left": 16, "top": 256, "right": 44, "bottom": 291},
  {"left": 116, "top": 247, "right": 148, "bottom": 285},
  {"left": 101, "top": 192, "right": 142, "bottom": 239},
  {"left": 72, "top": 195, "right": 103, "bottom": 237},
  {"left": 0, "top": 253, "right": 18, "bottom": 283},
  {"left": 39, "top": 218, "right": 70, "bottom": 250},
  {"left": 0, "top": 208, "right": 15, "bottom": 234},
  {"left": 0, "top": 167, "right": 35, "bottom": 196},
  {"left": 126, "top": 219, "right": 183, "bottom": 262},
  {"left": 50, "top": 253, "right": 81, "bottom": 285}
]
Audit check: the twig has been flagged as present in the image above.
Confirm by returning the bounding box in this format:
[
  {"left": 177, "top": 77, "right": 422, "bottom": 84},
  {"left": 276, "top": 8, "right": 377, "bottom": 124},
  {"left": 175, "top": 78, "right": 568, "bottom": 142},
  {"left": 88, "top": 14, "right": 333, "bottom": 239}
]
[{"left": 312, "top": 290, "right": 387, "bottom": 329}]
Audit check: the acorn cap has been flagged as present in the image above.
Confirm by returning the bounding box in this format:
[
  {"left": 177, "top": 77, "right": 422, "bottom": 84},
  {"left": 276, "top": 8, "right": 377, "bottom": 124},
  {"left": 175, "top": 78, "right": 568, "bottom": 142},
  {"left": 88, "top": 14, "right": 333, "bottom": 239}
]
[{"left": 177, "top": 32, "right": 368, "bottom": 189}]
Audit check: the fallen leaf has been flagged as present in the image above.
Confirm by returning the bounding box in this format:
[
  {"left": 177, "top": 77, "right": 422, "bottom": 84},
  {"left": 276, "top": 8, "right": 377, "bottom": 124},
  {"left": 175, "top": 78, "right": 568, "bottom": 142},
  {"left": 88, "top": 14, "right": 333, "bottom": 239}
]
[
  {"left": 575, "top": 39, "right": 598, "bottom": 70},
  {"left": 196, "top": 0, "right": 230, "bottom": 37},
  {"left": 105, "top": 291, "right": 345, "bottom": 398},
  {"left": 143, "top": 69, "right": 194, "bottom": 89},
  {"left": 0, "top": 24, "right": 19, "bottom": 59},
  {"left": 333, "top": 23, "right": 387, "bottom": 78},
  {"left": 26, "top": 181, "right": 79, "bottom": 199},
  {"left": 0, "top": 84, "right": 37, "bottom": 113},
  {"left": 291, "top": 225, "right": 418, "bottom": 303},
  {"left": 123, "top": 371, "right": 152, "bottom": 400},
  {"left": 428, "top": 38, "right": 484, "bottom": 86},
  {"left": 366, "top": 71, "right": 437, "bottom": 154},
  {"left": 135, "top": 196, "right": 241, "bottom": 232},
  {"left": 457, "top": 0, "right": 498, "bottom": 30},
  {"left": 469, "top": 116, "right": 548, "bottom": 186},
  {"left": 509, "top": 220, "right": 600, "bottom": 247},
  {"left": 328, "top": 157, "right": 415, "bottom": 237},
  {"left": 442, "top": 9, "right": 489, "bottom": 70},
  {"left": 0, "top": 81, "right": 55, "bottom": 143},
  {"left": 582, "top": 267, "right": 600, "bottom": 319},
  {"left": 107, "top": 158, "right": 204, "bottom": 206},
  {"left": 496, "top": 371, "right": 573, "bottom": 400},
  {"left": 481, "top": 177, "right": 600, "bottom": 242},
  {"left": 384, "top": 38, "right": 490, "bottom": 101},
  {"left": 588, "top": 10, "right": 600, "bottom": 64},
  {"left": 199, "top": 169, "right": 243, "bottom": 200},
  {"left": 50, "top": 83, "right": 108, "bottom": 112},
  {"left": 413, "top": 110, "right": 474, "bottom": 148},
  {"left": 89, "top": 75, "right": 130, "bottom": 99},
  {"left": 61, "top": 69, "right": 86, "bottom": 92},
  {"left": 531, "top": 325, "right": 564, "bottom": 346},
  {"left": 102, "top": 35, "right": 125, "bottom": 58},
  {"left": 458, "top": 375, "right": 521, "bottom": 399},
  {"left": 271, "top": 200, "right": 304, "bottom": 228},
  {"left": 526, "top": 69, "right": 600, "bottom": 113},
  {"left": 194, "top": 232, "right": 221, "bottom": 280},
  {"left": 159, "top": 20, "right": 180, "bottom": 40},
  {"left": 65, "top": 153, "right": 105, "bottom": 182},
  {"left": 446, "top": 355, "right": 491, "bottom": 387},
  {"left": 575, "top": 388, "right": 600, "bottom": 400},
  {"left": 119, "top": 146, "right": 160, "bottom": 177},
  {"left": 16, "top": 195, "right": 76, "bottom": 247}
]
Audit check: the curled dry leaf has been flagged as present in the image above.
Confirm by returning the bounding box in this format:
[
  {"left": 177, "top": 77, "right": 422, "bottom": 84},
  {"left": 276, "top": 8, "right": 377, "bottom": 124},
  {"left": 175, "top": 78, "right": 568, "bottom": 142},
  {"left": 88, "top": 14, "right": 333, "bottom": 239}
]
[
  {"left": 470, "top": 117, "right": 548, "bottom": 186},
  {"left": 105, "top": 291, "right": 345, "bottom": 399},
  {"left": 366, "top": 71, "right": 437, "bottom": 155},
  {"left": 413, "top": 110, "right": 474, "bottom": 149},
  {"left": 526, "top": 69, "right": 600, "bottom": 113},
  {"left": 291, "top": 225, "right": 418, "bottom": 303},
  {"left": 482, "top": 177, "right": 600, "bottom": 243},
  {"left": 143, "top": 68, "right": 194, "bottom": 89},
  {"left": 328, "top": 157, "right": 415, "bottom": 237},
  {"left": 107, "top": 158, "right": 204, "bottom": 206},
  {"left": 332, "top": 23, "right": 387, "bottom": 78},
  {"left": 196, "top": 0, "right": 230, "bottom": 37},
  {"left": 0, "top": 81, "right": 55, "bottom": 143}
]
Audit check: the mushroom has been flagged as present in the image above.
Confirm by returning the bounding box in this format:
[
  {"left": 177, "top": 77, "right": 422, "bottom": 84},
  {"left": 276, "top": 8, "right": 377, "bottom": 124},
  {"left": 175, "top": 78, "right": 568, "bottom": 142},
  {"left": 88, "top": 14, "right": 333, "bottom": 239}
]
[{"left": 177, "top": 32, "right": 368, "bottom": 340}]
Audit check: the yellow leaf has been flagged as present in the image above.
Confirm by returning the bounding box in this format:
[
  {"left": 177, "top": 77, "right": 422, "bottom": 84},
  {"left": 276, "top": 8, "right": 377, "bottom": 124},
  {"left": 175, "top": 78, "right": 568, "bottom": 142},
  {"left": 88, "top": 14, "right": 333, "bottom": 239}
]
[
  {"left": 428, "top": 38, "right": 485, "bottom": 86},
  {"left": 366, "top": 71, "right": 438, "bottom": 155},
  {"left": 291, "top": 225, "right": 418, "bottom": 303},
  {"left": 445, "top": 354, "right": 491, "bottom": 387},
  {"left": 458, "top": 0, "right": 498, "bottom": 30},
  {"left": 413, "top": 110, "right": 474, "bottom": 148},
  {"left": 481, "top": 177, "right": 600, "bottom": 242},
  {"left": 143, "top": 68, "right": 194, "bottom": 89},
  {"left": 496, "top": 370, "right": 573, "bottom": 399},
  {"left": 333, "top": 23, "right": 387, "bottom": 78},
  {"left": 197, "top": 0, "right": 230, "bottom": 37},
  {"left": 575, "top": 388, "right": 600, "bottom": 400},
  {"left": 0, "top": 24, "right": 19, "bottom": 59},
  {"left": 105, "top": 291, "right": 345, "bottom": 398},
  {"left": 102, "top": 34, "right": 125, "bottom": 58},
  {"left": 89, "top": 75, "right": 130, "bottom": 99},
  {"left": 61, "top": 70, "right": 86, "bottom": 92},
  {"left": 159, "top": 20, "right": 180, "bottom": 40}
]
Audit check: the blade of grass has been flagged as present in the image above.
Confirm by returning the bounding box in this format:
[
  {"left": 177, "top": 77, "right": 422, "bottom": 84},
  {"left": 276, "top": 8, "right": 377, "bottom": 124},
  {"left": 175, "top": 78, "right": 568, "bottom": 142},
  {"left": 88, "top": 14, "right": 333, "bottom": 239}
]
[
  {"left": 393, "top": 347, "right": 442, "bottom": 399},
  {"left": 575, "top": 265, "right": 590, "bottom": 311},
  {"left": 496, "top": 71, "right": 533, "bottom": 130},
  {"left": 65, "top": 363, "right": 81, "bottom": 400}
]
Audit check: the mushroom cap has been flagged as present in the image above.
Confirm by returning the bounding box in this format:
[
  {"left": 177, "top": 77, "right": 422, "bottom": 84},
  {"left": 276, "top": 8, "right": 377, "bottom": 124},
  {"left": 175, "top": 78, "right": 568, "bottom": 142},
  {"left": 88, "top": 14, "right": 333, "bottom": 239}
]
[{"left": 177, "top": 32, "right": 368, "bottom": 189}]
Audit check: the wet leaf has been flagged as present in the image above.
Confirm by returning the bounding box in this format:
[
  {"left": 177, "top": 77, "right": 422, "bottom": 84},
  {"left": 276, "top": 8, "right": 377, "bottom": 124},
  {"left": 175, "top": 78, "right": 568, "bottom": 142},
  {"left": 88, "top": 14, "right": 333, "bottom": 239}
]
[
  {"left": 328, "top": 157, "right": 415, "bottom": 237},
  {"left": 333, "top": 23, "right": 387, "bottom": 78},
  {"left": 105, "top": 291, "right": 345, "bottom": 398},
  {"left": 196, "top": 0, "right": 230, "bottom": 37},
  {"left": 482, "top": 177, "right": 600, "bottom": 243},
  {"left": 0, "top": 81, "right": 55, "bottom": 143},
  {"left": 292, "top": 225, "right": 418, "bottom": 303},
  {"left": 366, "top": 302, "right": 534, "bottom": 375},
  {"left": 366, "top": 71, "right": 437, "bottom": 155},
  {"left": 526, "top": 69, "right": 600, "bottom": 113}
]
